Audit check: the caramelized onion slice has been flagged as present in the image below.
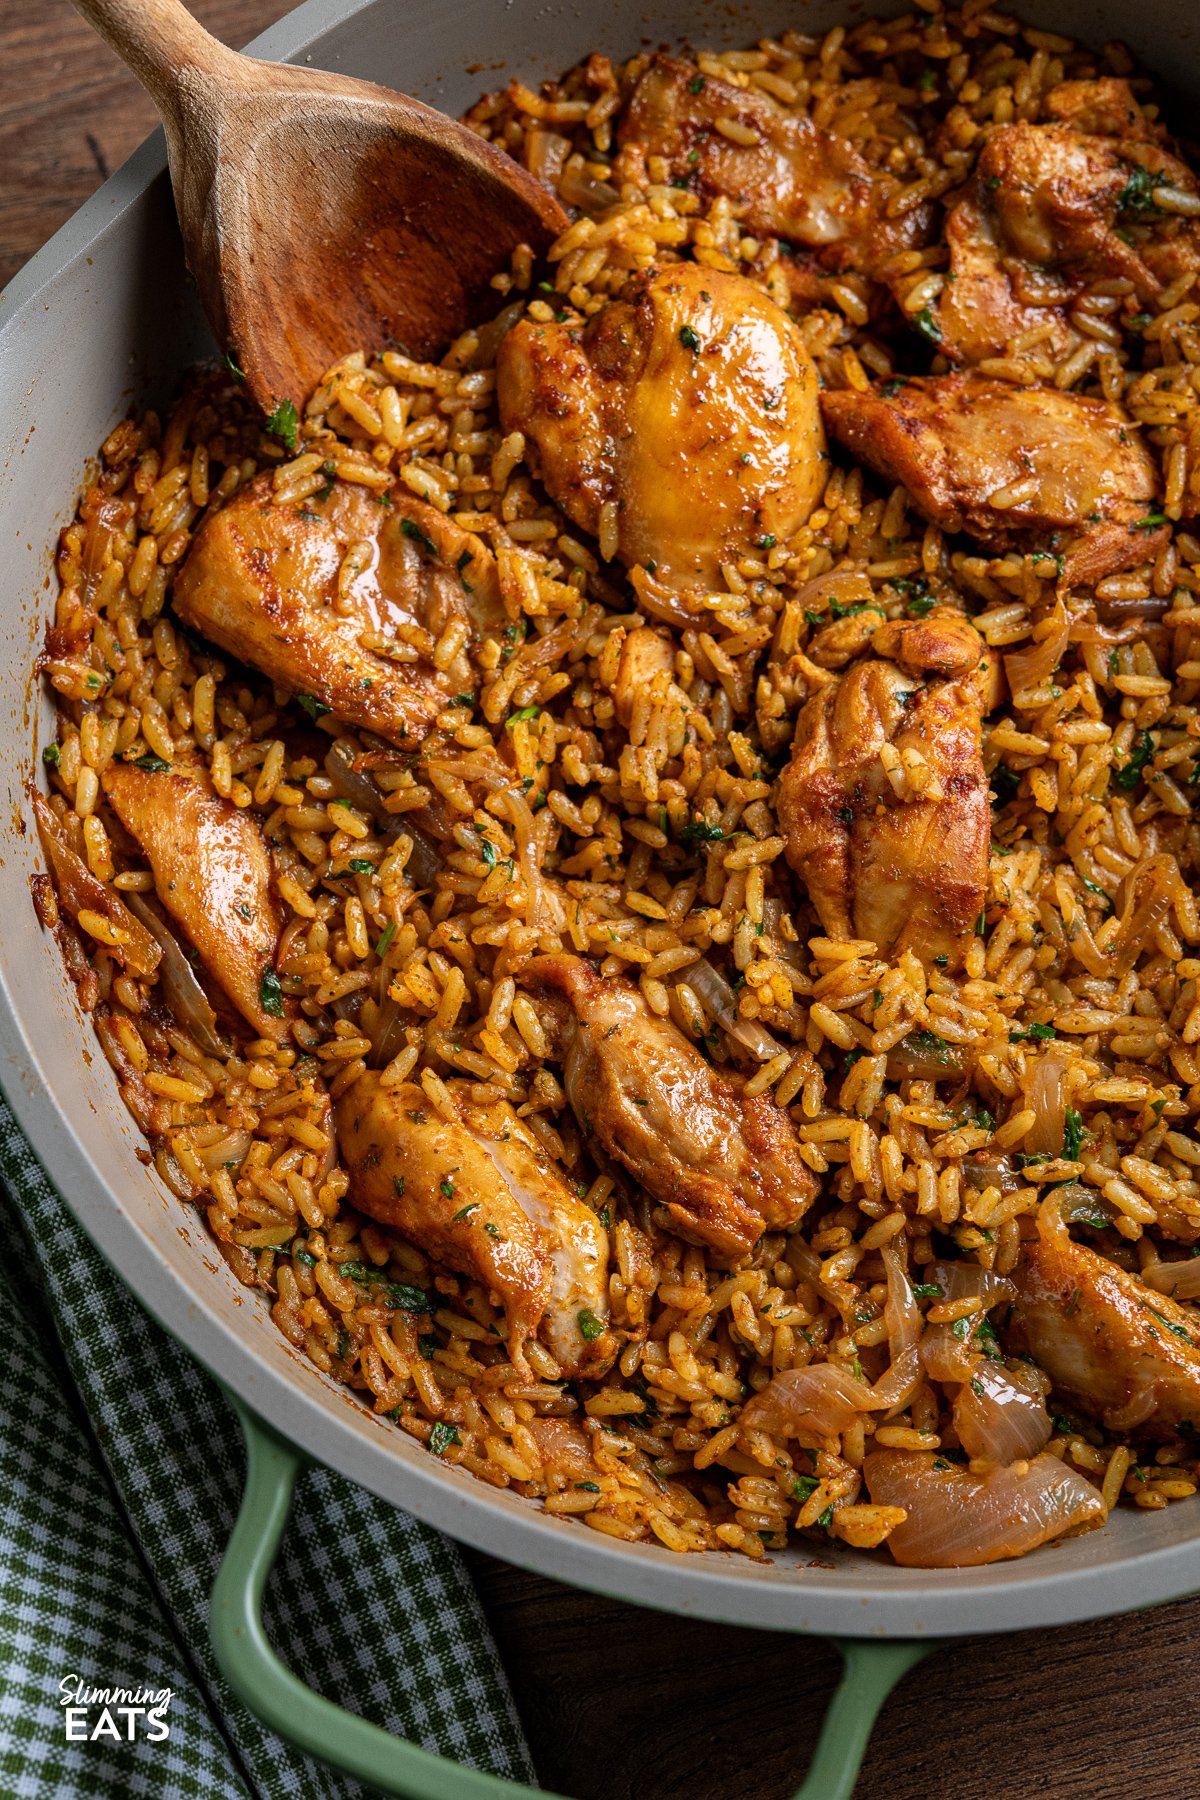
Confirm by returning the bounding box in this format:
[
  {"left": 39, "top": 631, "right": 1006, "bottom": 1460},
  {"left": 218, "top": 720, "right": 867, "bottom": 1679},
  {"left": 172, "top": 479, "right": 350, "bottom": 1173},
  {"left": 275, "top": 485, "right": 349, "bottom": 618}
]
[
  {"left": 739, "top": 1363, "right": 875, "bottom": 1442},
  {"left": 867, "top": 1240, "right": 921, "bottom": 1411},
  {"left": 1022, "top": 1049, "right": 1069, "bottom": 1156},
  {"left": 1141, "top": 1256, "right": 1200, "bottom": 1301},
  {"left": 886, "top": 1030, "right": 964, "bottom": 1081},
  {"left": 324, "top": 741, "right": 441, "bottom": 887},
  {"left": 864, "top": 1449, "right": 1104, "bottom": 1567},
  {"left": 33, "top": 791, "right": 160, "bottom": 978},
  {"left": 679, "top": 956, "right": 784, "bottom": 1063},
  {"left": 953, "top": 1360, "right": 1051, "bottom": 1464},
  {"left": 125, "top": 892, "right": 228, "bottom": 1059}
]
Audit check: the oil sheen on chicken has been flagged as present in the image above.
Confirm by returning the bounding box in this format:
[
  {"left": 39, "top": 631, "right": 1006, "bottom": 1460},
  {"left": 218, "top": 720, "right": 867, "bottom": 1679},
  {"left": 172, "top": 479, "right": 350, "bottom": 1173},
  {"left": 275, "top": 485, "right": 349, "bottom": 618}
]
[
  {"left": 523, "top": 954, "right": 816, "bottom": 1259},
  {"left": 102, "top": 759, "right": 284, "bottom": 1038},
  {"left": 778, "top": 612, "right": 993, "bottom": 968},
  {"left": 335, "top": 1073, "right": 615, "bottom": 1377},
  {"left": 821, "top": 373, "right": 1167, "bottom": 586},
  {"left": 173, "top": 474, "right": 503, "bottom": 746},
  {"left": 1008, "top": 1204, "right": 1200, "bottom": 1436},
  {"left": 618, "top": 55, "right": 932, "bottom": 277},
  {"left": 496, "top": 261, "right": 825, "bottom": 599}
]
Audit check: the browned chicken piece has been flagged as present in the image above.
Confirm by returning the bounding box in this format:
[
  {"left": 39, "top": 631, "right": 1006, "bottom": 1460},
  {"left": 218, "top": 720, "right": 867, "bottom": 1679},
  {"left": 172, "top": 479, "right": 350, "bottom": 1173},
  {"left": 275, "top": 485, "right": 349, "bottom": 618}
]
[
  {"left": 335, "top": 1074, "right": 615, "bottom": 1377},
  {"left": 1008, "top": 1205, "right": 1200, "bottom": 1436},
  {"left": 522, "top": 955, "right": 816, "bottom": 1260},
  {"left": 102, "top": 760, "right": 285, "bottom": 1039},
  {"left": 821, "top": 374, "right": 1168, "bottom": 586},
  {"left": 1043, "top": 77, "right": 1152, "bottom": 139},
  {"left": 618, "top": 55, "right": 932, "bottom": 276},
  {"left": 173, "top": 474, "right": 503, "bottom": 747},
  {"left": 936, "top": 114, "right": 1200, "bottom": 361},
  {"left": 498, "top": 262, "right": 825, "bottom": 600},
  {"left": 777, "top": 613, "right": 993, "bottom": 968}
]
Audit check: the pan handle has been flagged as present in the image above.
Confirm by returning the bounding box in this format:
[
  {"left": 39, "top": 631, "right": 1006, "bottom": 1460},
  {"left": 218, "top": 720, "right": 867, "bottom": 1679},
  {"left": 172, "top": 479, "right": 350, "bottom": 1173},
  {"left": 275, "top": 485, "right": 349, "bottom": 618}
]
[{"left": 212, "top": 1398, "right": 929, "bottom": 1799}]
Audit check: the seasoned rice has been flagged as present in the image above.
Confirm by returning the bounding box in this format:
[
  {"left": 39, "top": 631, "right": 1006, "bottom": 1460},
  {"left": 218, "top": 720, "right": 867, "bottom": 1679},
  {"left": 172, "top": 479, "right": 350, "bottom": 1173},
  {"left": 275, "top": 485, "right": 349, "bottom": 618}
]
[{"left": 31, "top": 3, "right": 1200, "bottom": 1559}]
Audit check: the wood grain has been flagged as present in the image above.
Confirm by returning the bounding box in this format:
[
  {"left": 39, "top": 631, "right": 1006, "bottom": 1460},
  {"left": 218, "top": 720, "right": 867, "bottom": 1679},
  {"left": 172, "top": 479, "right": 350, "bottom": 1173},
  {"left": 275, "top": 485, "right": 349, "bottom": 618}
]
[{"left": 3, "top": 4, "right": 1199, "bottom": 1796}]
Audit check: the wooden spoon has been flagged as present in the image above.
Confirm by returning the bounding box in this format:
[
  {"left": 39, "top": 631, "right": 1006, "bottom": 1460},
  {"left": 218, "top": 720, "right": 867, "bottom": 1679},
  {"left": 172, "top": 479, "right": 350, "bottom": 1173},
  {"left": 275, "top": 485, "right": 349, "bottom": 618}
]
[{"left": 69, "top": 0, "right": 567, "bottom": 413}]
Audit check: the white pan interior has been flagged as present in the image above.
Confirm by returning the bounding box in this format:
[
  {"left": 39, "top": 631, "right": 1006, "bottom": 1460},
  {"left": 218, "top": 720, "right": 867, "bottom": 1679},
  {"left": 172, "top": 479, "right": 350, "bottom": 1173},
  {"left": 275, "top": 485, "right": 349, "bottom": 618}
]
[{"left": 2, "top": 0, "right": 1199, "bottom": 1638}]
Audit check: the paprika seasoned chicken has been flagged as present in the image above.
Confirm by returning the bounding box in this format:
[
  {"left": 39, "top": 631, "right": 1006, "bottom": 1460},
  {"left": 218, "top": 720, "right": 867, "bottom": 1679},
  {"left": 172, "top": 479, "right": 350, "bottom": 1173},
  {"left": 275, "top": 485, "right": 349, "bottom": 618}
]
[
  {"left": 335, "top": 1074, "right": 616, "bottom": 1378},
  {"left": 619, "top": 55, "right": 932, "bottom": 278},
  {"left": 935, "top": 88, "right": 1200, "bottom": 363},
  {"left": 1009, "top": 1203, "right": 1200, "bottom": 1437},
  {"left": 173, "top": 474, "right": 503, "bottom": 747},
  {"left": 523, "top": 955, "right": 817, "bottom": 1259},
  {"left": 821, "top": 374, "right": 1168, "bottom": 585},
  {"left": 778, "top": 611, "right": 994, "bottom": 968},
  {"left": 101, "top": 760, "right": 284, "bottom": 1039},
  {"left": 496, "top": 261, "right": 826, "bottom": 600}
]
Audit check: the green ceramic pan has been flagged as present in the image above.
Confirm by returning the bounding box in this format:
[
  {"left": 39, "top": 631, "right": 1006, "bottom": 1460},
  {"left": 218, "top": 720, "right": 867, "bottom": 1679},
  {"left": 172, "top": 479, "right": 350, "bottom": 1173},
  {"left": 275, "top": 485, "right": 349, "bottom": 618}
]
[{"left": 1, "top": 1, "right": 1197, "bottom": 1794}]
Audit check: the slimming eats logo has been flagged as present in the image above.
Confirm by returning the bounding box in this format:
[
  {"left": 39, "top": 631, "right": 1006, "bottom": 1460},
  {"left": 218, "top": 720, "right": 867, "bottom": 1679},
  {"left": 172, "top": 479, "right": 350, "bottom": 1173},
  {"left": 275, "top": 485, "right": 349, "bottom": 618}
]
[{"left": 59, "top": 1674, "right": 173, "bottom": 1742}]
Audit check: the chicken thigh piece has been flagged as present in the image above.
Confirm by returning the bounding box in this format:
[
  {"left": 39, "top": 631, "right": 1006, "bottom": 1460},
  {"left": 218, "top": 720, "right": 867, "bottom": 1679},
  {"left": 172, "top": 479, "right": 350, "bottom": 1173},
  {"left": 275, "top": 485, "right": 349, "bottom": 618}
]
[
  {"left": 935, "top": 105, "right": 1200, "bottom": 362},
  {"left": 1008, "top": 1202, "right": 1200, "bottom": 1436},
  {"left": 522, "top": 955, "right": 816, "bottom": 1260},
  {"left": 173, "top": 474, "right": 503, "bottom": 747},
  {"left": 102, "top": 760, "right": 284, "bottom": 1039},
  {"left": 821, "top": 374, "right": 1168, "bottom": 586},
  {"left": 777, "top": 612, "right": 993, "bottom": 968},
  {"left": 335, "top": 1074, "right": 615, "bottom": 1377},
  {"left": 618, "top": 56, "right": 932, "bottom": 276},
  {"left": 496, "top": 261, "right": 826, "bottom": 598}
]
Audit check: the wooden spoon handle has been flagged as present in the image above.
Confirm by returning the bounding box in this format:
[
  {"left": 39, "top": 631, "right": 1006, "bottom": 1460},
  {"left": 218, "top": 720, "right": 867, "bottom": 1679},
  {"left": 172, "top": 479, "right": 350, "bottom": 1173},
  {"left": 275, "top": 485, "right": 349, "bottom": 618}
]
[{"left": 67, "top": 0, "right": 238, "bottom": 118}]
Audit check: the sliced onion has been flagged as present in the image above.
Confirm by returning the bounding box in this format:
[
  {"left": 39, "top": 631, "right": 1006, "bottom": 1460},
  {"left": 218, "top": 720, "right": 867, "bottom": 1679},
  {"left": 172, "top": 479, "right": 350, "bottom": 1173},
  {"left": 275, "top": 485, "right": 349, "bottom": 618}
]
[
  {"left": 125, "top": 892, "right": 227, "bottom": 1059},
  {"left": 1003, "top": 604, "right": 1070, "bottom": 702},
  {"left": 863, "top": 1449, "right": 1105, "bottom": 1567},
  {"left": 886, "top": 1031, "right": 965, "bottom": 1081},
  {"left": 33, "top": 792, "right": 161, "bottom": 978},
  {"left": 1022, "top": 1050, "right": 1069, "bottom": 1156},
  {"left": 920, "top": 1263, "right": 1016, "bottom": 1382},
  {"left": 953, "top": 1360, "right": 1051, "bottom": 1464},
  {"left": 195, "top": 1129, "right": 252, "bottom": 1173},
  {"left": 1141, "top": 1256, "right": 1200, "bottom": 1301},
  {"left": 525, "top": 128, "right": 571, "bottom": 186},
  {"left": 739, "top": 1363, "right": 876, "bottom": 1442},
  {"left": 1112, "top": 854, "right": 1178, "bottom": 973},
  {"left": 867, "top": 1240, "right": 922, "bottom": 1411},
  {"left": 628, "top": 563, "right": 704, "bottom": 629},
  {"left": 499, "top": 784, "right": 562, "bottom": 933},
  {"left": 678, "top": 956, "right": 784, "bottom": 1063},
  {"left": 963, "top": 1153, "right": 1020, "bottom": 1193},
  {"left": 556, "top": 163, "right": 620, "bottom": 213},
  {"left": 325, "top": 741, "right": 441, "bottom": 887},
  {"left": 526, "top": 1416, "right": 602, "bottom": 1480}
]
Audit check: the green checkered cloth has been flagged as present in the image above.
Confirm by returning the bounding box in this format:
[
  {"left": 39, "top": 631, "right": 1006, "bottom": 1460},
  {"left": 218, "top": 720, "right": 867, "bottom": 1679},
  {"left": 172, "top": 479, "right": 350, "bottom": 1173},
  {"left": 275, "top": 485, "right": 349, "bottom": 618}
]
[{"left": 0, "top": 1088, "right": 536, "bottom": 1798}]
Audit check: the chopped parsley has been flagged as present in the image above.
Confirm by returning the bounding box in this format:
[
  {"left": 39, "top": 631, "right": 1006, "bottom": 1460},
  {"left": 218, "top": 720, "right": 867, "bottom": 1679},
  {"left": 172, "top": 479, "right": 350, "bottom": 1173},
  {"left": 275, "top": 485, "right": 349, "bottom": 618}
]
[
  {"left": 680, "top": 819, "right": 728, "bottom": 844},
  {"left": 377, "top": 920, "right": 397, "bottom": 956},
  {"left": 1132, "top": 512, "right": 1168, "bottom": 531},
  {"left": 41, "top": 743, "right": 61, "bottom": 769},
  {"left": 913, "top": 306, "right": 942, "bottom": 344},
  {"left": 428, "top": 1421, "right": 460, "bottom": 1457},
  {"left": 577, "top": 1308, "right": 605, "bottom": 1342},
  {"left": 912, "top": 1282, "right": 943, "bottom": 1299},
  {"left": 452, "top": 1202, "right": 479, "bottom": 1221},
  {"left": 133, "top": 753, "right": 171, "bottom": 772},
  {"left": 265, "top": 397, "right": 299, "bottom": 453},
  {"left": 439, "top": 1177, "right": 456, "bottom": 1200},
  {"left": 1118, "top": 164, "right": 1160, "bottom": 215},
  {"left": 400, "top": 517, "right": 439, "bottom": 557},
  {"left": 689, "top": 74, "right": 706, "bottom": 94},
  {"left": 295, "top": 693, "right": 331, "bottom": 722},
  {"left": 1062, "top": 1107, "right": 1084, "bottom": 1160},
  {"left": 792, "top": 1474, "right": 820, "bottom": 1503},
  {"left": 679, "top": 323, "right": 701, "bottom": 354},
  {"left": 223, "top": 349, "right": 245, "bottom": 381},
  {"left": 258, "top": 967, "right": 285, "bottom": 1018},
  {"left": 1009, "top": 1022, "right": 1057, "bottom": 1042},
  {"left": 347, "top": 857, "right": 375, "bottom": 875},
  {"left": 1114, "top": 729, "right": 1154, "bottom": 790},
  {"left": 505, "top": 704, "right": 540, "bottom": 730}
]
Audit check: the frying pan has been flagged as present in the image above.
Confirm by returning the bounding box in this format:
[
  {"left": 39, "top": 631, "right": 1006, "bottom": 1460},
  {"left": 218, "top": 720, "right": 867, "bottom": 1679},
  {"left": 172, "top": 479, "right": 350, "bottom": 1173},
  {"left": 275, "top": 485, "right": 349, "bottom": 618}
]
[{"left": 1, "top": 2, "right": 1197, "bottom": 1794}]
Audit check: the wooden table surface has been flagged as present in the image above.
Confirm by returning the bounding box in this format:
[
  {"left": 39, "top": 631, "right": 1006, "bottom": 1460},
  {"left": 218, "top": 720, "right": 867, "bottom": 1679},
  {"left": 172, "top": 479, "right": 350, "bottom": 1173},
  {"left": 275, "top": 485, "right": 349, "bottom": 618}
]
[{"left": 3, "top": 2, "right": 1198, "bottom": 1795}]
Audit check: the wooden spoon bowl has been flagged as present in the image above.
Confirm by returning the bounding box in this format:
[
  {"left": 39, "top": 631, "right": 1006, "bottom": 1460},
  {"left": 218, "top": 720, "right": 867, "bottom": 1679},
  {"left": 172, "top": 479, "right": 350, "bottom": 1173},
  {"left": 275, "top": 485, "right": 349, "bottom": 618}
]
[{"left": 71, "top": 0, "right": 568, "bottom": 411}]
